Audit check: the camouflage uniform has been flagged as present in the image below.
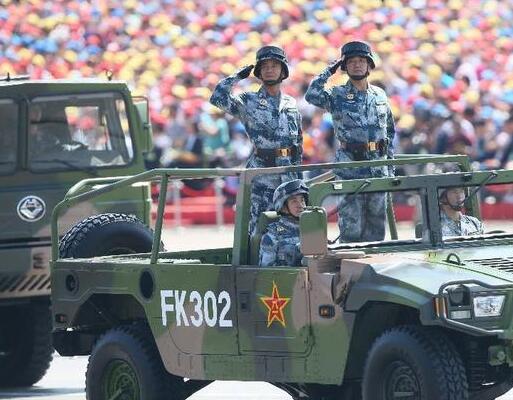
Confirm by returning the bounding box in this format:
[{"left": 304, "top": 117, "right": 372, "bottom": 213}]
[
  {"left": 305, "top": 45, "right": 395, "bottom": 242},
  {"left": 259, "top": 216, "right": 302, "bottom": 267},
  {"left": 441, "top": 212, "right": 484, "bottom": 237},
  {"left": 259, "top": 179, "right": 308, "bottom": 267},
  {"left": 210, "top": 49, "right": 302, "bottom": 235}
]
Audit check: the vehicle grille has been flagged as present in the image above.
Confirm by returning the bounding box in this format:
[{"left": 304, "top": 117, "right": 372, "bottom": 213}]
[
  {"left": 466, "top": 257, "right": 513, "bottom": 273},
  {"left": 0, "top": 272, "right": 51, "bottom": 298}
]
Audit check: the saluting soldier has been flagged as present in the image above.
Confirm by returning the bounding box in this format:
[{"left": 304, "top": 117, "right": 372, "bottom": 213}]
[
  {"left": 305, "top": 41, "right": 395, "bottom": 242},
  {"left": 259, "top": 179, "right": 308, "bottom": 267},
  {"left": 210, "top": 45, "right": 302, "bottom": 236}
]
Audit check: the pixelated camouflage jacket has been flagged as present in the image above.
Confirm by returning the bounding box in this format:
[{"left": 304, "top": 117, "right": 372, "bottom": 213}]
[
  {"left": 259, "top": 215, "right": 302, "bottom": 267},
  {"left": 210, "top": 73, "right": 303, "bottom": 169},
  {"left": 305, "top": 67, "right": 395, "bottom": 178},
  {"left": 441, "top": 211, "right": 485, "bottom": 237}
]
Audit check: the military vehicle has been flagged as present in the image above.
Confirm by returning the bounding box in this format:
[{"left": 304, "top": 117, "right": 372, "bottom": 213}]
[
  {"left": 51, "top": 155, "right": 513, "bottom": 400},
  {"left": 0, "top": 74, "right": 153, "bottom": 387}
]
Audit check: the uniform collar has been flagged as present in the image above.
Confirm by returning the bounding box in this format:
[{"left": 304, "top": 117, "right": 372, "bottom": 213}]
[
  {"left": 345, "top": 79, "right": 373, "bottom": 94},
  {"left": 257, "top": 86, "right": 290, "bottom": 112}
]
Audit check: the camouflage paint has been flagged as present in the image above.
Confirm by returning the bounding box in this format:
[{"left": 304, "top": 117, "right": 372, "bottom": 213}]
[{"left": 52, "top": 155, "right": 513, "bottom": 391}]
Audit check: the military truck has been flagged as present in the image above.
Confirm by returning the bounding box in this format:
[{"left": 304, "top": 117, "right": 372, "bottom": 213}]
[
  {"left": 0, "top": 74, "right": 153, "bottom": 387},
  {"left": 51, "top": 155, "right": 513, "bottom": 400}
]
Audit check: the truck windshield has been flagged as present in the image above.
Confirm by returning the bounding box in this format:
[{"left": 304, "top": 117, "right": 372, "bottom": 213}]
[
  {"left": 0, "top": 100, "right": 18, "bottom": 174},
  {"left": 28, "top": 92, "right": 134, "bottom": 172}
]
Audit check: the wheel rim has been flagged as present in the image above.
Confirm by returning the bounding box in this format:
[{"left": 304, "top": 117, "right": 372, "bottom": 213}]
[
  {"left": 103, "top": 359, "right": 140, "bottom": 400},
  {"left": 383, "top": 360, "right": 420, "bottom": 400}
]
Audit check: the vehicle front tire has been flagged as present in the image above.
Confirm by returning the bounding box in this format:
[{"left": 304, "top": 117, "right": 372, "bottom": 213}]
[
  {"left": 0, "top": 302, "right": 53, "bottom": 387},
  {"left": 362, "top": 326, "right": 468, "bottom": 400},
  {"left": 86, "top": 323, "right": 171, "bottom": 400}
]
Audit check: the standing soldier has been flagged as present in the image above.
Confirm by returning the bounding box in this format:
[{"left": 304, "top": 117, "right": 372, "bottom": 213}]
[
  {"left": 210, "top": 45, "right": 303, "bottom": 236},
  {"left": 305, "top": 41, "right": 395, "bottom": 242}
]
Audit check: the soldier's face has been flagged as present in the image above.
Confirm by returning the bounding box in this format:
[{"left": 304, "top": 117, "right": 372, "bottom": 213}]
[
  {"left": 260, "top": 59, "right": 283, "bottom": 81},
  {"left": 346, "top": 56, "right": 368, "bottom": 75},
  {"left": 446, "top": 188, "right": 466, "bottom": 207},
  {"left": 285, "top": 194, "right": 306, "bottom": 217}
]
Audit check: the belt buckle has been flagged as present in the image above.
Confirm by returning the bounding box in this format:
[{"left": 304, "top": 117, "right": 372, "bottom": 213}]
[
  {"left": 279, "top": 148, "right": 289, "bottom": 157},
  {"left": 368, "top": 142, "right": 376, "bottom": 151}
]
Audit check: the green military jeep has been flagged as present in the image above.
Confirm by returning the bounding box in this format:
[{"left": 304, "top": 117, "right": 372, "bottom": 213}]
[
  {"left": 51, "top": 155, "right": 513, "bottom": 400},
  {"left": 0, "top": 75, "right": 153, "bottom": 387}
]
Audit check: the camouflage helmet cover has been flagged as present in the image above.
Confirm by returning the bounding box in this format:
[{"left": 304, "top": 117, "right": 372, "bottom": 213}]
[
  {"left": 253, "top": 45, "right": 290, "bottom": 80},
  {"left": 273, "top": 179, "right": 308, "bottom": 212},
  {"left": 340, "top": 41, "right": 376, "bottom": 71}
]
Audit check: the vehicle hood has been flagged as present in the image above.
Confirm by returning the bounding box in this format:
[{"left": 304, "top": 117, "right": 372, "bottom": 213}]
[{"left": 360, "top": 245, "right": 513, "bottom": 296}]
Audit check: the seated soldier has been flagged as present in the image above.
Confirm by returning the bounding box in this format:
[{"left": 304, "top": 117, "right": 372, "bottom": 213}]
[
  {"left": 439, "top": 187, "right": 484, "bottom": 237},
  {"left": 259, "top": 179, "right": 308, "bottom": 267}
]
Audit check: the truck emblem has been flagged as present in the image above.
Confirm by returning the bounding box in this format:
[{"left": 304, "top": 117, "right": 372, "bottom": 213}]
[
  {"left": 260, "top": 281, "right": 290, "bottom": 327},
  {"left": 17, "top": 195, "right": 46, "bottom": 222}
]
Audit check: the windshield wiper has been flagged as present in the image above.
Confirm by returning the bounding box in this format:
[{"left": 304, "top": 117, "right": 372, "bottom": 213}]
[{"left": 33, "top": 159, "right": 99, "bottom": 177}]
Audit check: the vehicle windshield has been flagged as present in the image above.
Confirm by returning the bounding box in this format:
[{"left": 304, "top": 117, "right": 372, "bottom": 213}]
[
  {"left": 28, "top": 92, "right": 134, "bottom": 172},
  {"left": 0, "top": 100, "right": 18, "bottom": 174},
  {"left": 322, "top": 188, "right": 424, "bottom": 249}
]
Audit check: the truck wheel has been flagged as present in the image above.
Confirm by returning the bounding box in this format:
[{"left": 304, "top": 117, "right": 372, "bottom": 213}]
[
  {"left": 362, "top": 326, "right": 468, "bottom": 400},
  {"left": 0, "top": 303, "right": 53, "bottom": 387},
  {"left": 86, "top": 323, "right": 171, "bottom": 400},
  {"left": 59, "top": 213, "right": 155, "bottom": 258}
]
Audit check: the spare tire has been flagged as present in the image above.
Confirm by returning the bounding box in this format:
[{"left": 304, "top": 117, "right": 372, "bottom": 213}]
[{"left": 59, "top": 213, "right": 156, "bottom": 258}]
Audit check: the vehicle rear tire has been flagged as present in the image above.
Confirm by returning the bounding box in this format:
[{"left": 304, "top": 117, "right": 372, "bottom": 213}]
[
  {"left": 59, "top": 213, "right": 155, "bottom": 258},
  {"left": 362, "top": 326, "right": 468, "bottom": 400},
  {"left": 86, "top": 323, "right": 171, "bottom": 400},
  {"left": 0, "top": 302, "right": 53, "bottom": 387}
]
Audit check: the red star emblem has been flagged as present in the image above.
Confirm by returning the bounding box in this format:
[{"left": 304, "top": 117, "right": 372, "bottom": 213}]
[{"left": 260, "top": 281, "right": 290, "bottom": 327}]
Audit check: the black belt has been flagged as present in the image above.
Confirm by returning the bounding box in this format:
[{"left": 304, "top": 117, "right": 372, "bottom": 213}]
[
  {"left": 340, "top": 140, "right": 387, "bottom": 160},
  {"left": 255, "top": 146, "right": 298, "bottom": 166}
]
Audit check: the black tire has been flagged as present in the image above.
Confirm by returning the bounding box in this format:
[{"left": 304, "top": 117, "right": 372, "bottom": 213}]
[
  {"left": 362, "top": 326, "right": 468, "bottom": 400},
  {"left": 59, "top": 213, "right": 155, "bottom": 258},
  {"left": 86, "top": 323, "right": 171, "bottom": 400},
  {"left": 0, "top": 302, "right": 53, "bottom": 387}
]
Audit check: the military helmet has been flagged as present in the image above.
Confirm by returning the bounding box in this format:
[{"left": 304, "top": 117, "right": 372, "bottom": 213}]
[
  {"left": 273, "top": 179, "right": 308, "bottom": 212},
  {"left": 340, "top": 41, "right": 376, "bottom": 71},
  {"left": 253, "top": 45, "right": 289, "bottom": 80}
]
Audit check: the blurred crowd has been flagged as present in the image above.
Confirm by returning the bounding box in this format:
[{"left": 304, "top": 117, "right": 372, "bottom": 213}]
[{"left": 2, "top": 0, "right": 513, "bottom": 172}]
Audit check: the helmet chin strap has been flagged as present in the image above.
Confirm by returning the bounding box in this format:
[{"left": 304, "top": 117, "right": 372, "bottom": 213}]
[
  {"left": 263, "top": 78, "right": 282, "bottom": 86},
  {"left": 348, "top": 70, "right": 369, "bottom": 81},
  {"left": 449, "top": 203, "right": 464, "bottom": 212}
]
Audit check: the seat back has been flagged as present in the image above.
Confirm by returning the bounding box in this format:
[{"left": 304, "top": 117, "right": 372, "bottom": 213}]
[{"left": 250, "top": 211, "right": 279, "bottom": 265}]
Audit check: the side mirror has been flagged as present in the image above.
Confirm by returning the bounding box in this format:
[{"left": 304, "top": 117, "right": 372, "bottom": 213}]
[
  {"left": 300, "top": 206, "right": 328, "bottom": 256},
  {"left": 133, "top": 97, "right": 153, "bottom": 154}
]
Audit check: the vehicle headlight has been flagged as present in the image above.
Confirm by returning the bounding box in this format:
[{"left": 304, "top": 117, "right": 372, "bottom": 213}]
[{"left": 473, "top": 295, "right": 506, "bottom": 318}]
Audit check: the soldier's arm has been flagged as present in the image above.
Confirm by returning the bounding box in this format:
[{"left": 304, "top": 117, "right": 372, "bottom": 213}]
[
  {"left": 209, "top": 75, "right": 245, "bottom": 118},
  {"left": 259, "top": 232, "right": 278, "bottom": 267},
  {"left": 304, "top": 69, "right": 332, "bottom": 112},
  {"left": 296, "top": 112, "right": 303, "bottom": 163},
  {"left": 386, "top": 105, "right": 396, "bottom": 175},
  {"left": 477, "top": 219, "right": 485, "bottom": 235},
  {"left": 386, "top": 106, "right": 396, "bottom": 159}
]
